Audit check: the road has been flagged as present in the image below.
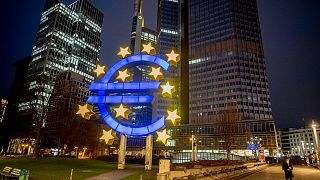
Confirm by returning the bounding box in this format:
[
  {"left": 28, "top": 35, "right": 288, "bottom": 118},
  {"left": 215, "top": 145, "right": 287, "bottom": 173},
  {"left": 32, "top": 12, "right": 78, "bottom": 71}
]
[{"left": 240, "top": 165, "right": 320, "bottom": 180}]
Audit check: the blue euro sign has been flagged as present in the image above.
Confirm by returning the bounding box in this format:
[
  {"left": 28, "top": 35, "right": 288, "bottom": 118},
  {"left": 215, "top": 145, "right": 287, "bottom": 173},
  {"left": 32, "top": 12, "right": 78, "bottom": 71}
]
[{"left": 87, "top": 54, "right": 169, "bottom": 136}]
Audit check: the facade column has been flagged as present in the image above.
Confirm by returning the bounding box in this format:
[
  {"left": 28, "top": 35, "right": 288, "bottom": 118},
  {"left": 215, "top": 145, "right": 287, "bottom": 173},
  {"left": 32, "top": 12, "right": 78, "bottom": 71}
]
[
  {"left": 118, "top": 134, "right": 127, "bottom": 170},
  {"left": 145, "top": 134, "right": 153, "bottom": 170}
]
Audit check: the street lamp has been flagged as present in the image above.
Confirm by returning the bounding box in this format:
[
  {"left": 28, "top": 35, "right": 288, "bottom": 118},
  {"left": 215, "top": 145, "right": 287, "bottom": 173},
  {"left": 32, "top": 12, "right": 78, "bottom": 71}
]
[
  {"left": 190, "top": 135, "right": 197, "bottom": 161},
  {"left": 311, "top": 120, "right": 319, "bottom": 165}
]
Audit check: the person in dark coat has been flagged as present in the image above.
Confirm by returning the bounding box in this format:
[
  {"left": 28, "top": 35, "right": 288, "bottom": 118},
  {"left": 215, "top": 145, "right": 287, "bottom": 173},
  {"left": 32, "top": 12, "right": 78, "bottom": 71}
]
[{"left": 282, "top": 158, "right": 294, "bottom": 180}]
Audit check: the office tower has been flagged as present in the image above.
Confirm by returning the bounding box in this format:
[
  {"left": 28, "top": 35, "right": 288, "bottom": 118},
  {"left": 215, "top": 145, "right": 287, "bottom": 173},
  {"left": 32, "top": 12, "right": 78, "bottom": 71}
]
[
  {"left": 126, "top": 0, "right": 158, "bottom": 127},
  {"left": 16, "top": 0, "right": 103, "bottom": 133},
  {"left": 189, "top": 0, "right": 273, "bottom": 124},
  {"left": 0, "top": 57, "right": 30, "bottom": 144},
  {"left": 156, "top": 0, "right": 189, "bottom": 124},
  {"left": 46, "top": 71, "right": 98, "bottom": 149},
  {"left": 130, "top": 0, "right": 157, "bottom": 54}
]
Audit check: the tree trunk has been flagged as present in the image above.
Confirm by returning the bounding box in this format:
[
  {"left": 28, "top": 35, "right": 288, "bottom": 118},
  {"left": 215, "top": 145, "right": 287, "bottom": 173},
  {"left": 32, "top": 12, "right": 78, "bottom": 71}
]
[
  {"left": 227, "top": 147, "right": 231, "bottom": 164},
  {"left": 33, "top": 119, "right": 42, "bottom": 158}
]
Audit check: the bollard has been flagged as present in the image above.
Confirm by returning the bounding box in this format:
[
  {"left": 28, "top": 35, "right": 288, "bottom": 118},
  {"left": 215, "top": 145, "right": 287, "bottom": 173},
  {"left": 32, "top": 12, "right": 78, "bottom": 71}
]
[
  {"left": 24, "top": 170, "right": 30, "bottom": 180},
  {"left": 70, "top": 169, "right": 73, "bottom": 180},
  {"left": 156, "top": 173, "right": 167, "bottom": 180},
  {"left": 19, "top": 169, "right": 25, "bottom": 180}
]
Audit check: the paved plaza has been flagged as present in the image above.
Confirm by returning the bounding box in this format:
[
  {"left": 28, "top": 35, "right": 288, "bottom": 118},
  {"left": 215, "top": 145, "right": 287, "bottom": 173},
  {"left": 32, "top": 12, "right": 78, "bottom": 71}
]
[
  {"left": 240, "top": 165, "right": 320, "bottom": 180},
  {"left": 86, "top": 164, "right": 144, "bottom": 180}
]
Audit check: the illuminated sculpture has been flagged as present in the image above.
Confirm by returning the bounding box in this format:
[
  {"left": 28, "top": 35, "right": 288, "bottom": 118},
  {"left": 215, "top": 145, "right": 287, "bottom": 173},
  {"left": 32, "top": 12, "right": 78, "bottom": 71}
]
[
  {"left": 247, "top": 136, "right": 262, "bottom": 150},
  {"left": 77, "top": 43, "right": 180, "bottom": 169}
]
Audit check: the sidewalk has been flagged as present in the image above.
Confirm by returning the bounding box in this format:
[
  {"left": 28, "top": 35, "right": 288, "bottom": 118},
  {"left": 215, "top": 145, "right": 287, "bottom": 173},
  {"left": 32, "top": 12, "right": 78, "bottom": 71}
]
[{"left": 86, "top": 165, "right": 144, "bottom": 180}]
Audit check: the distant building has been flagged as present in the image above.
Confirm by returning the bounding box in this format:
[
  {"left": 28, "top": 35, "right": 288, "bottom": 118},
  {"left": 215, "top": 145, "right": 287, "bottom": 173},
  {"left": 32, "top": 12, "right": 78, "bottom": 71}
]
[
  {"left": 0, "top": 99, "right": 8, "bottom": 124},
  {"left": 126, "top": 0, "right": 159, "bottom": 151},
  {"left": 153, "top": 119, "right": 277, "bottom": 163},
  {"left": 130, "top": 0, "right": 157, "bottom": 54},
  {"left": 16, "top": 0, "right": 103, "bottom": 136},
  {"left": 1, "top": 57, "right": 33, "bottom": 153},
  {"left": 1, "top": 57, "right": 31, "bottom": 140},
  {"left": 277, "top": 127, "right": 320, "bottom": 156},
  {"left": 45, "top": 71, "right": 98, "bottom": 150}
]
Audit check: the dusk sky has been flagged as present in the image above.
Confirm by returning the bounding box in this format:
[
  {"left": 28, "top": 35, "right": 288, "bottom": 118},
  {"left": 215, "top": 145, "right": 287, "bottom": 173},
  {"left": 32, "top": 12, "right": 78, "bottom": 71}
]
[{"left": 0, "top": 0, "right": 319, "bottom": 128}]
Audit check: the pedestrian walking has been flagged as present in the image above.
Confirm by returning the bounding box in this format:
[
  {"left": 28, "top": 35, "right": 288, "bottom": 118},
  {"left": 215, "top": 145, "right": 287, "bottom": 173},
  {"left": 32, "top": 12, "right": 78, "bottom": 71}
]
[{"left": 282, "top": 158, "right": 294, "bottom": 180}]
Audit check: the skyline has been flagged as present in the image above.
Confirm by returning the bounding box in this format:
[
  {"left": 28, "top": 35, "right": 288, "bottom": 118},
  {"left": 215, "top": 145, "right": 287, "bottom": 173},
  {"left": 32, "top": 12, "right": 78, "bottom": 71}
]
[{"left": 1, "top": 0, "right": 319, "bottom": 128}]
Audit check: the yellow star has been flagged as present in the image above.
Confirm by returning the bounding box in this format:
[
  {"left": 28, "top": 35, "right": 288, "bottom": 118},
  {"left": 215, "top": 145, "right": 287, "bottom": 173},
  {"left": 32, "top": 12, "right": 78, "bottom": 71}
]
[
  {"left": 166, "top": 50, "right": 180, "bottom": 66},
  {"left": 116, "top": 69, "right": 131, "bottom": 82},
  {"left": 117, "top": 47, "right": 131, "bottom": 59},
  {"left": 156, "top": 129, "right": 171, "bottom": 144},
  {"left": 100, "top": 129, "right": 115, "bottom": 145},
  {"left": 166, "top": 109, "right": 181, "bottom": 125},
  {"left": 160, "top": 81, "right": 175, "bottom": 97},
  {"left": 93, "top": 64, "right": 107, "bottom": 78},
  {"left": 114, "top": 104, "right": 130, "bottom": 119},
  {"left": 149, "top": 67, "right": 163, "bottom": 81},
  {"left": 76, "top": 104, "right": 95, "bottom": 120},
  {"left": 141, "top": 43, "right": 156, "bottom": 55}
]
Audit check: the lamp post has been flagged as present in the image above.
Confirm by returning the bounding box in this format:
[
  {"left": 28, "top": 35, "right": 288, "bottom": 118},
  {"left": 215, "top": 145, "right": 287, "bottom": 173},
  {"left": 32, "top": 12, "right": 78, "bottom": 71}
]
[
  {"left": 301, "top": 141, "right": 305, "bottom": 157},
  {"left": 190, "top": 135, "right": 197, "bottom": 161},
  {"left": 311, "top": 120, "right": 319, "bottom": 165}
]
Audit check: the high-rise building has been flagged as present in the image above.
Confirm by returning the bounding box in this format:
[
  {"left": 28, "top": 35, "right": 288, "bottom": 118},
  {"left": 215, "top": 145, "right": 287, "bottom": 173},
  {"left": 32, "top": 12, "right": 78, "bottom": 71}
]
[
  {"left": 45, "top": 71, "right": 98, "bottom": 149},
  {"left": 126, "top": 0, "right": 159, "bottom": 152},
  {"left": 2, "top": 57, "right": 32, "bottom": 139},
  {"left": 130, "top": 0, "right": 157, "bottom": 54},
  {"left": 16, "top": 0, "right": 103, "bottom": 133},
  {"left": 152, "top": 0, "right": 278, "bottom": 162},
  {"left": 126, "top": 0, "right": 157, "bottom": 128},
  {"left": 156, "top": 0, "right": 189, "bottom": 123},
  {"left": 188, "top": 0, "right": 273, "bottom": 124}
]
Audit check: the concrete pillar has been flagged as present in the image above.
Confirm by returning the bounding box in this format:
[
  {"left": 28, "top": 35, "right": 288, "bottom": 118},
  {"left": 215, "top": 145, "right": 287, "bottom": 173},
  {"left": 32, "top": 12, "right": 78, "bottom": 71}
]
[
  {"left": 191, "top": 135, "right": 197, "bottom": 161},
  {"left": 118, "top": 134, "right": 127, "bottom": 169},
  {"left": 145, "top": 134, "right": 153, "bottom": 170}
]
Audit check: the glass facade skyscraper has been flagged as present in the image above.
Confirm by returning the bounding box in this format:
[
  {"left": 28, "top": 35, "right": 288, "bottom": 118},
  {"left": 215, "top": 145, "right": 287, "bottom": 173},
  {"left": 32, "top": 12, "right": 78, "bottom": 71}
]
[
  {"left": 189, "top": 0, "right": 273, "bottom": 124},
  {"left": 152, "top": 0, "right": 277, "bottom": 160},
  {"left": 17, "top": 0, "right": 103, "bottom": 133},
  {"left": 156, "top": 0, "right": 189, "bottom": 124}
]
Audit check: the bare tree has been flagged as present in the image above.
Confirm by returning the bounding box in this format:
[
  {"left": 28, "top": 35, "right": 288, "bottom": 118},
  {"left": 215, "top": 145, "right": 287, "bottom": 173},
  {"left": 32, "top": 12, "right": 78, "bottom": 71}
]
[
  {"left": 219, "top": 106, "right": 242, "bottom": 162},
  {"left": 31, "top": 79, "right": 50, "bottom": 158}
]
